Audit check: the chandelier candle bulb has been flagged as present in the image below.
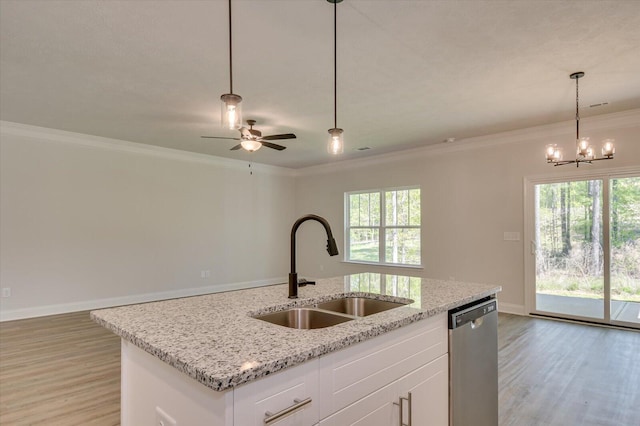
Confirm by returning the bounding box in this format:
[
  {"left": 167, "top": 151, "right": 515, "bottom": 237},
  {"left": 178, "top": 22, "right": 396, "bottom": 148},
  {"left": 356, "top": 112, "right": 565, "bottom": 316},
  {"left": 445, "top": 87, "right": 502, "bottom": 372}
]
[
  {"left": 602, "top": 140, "right": 615, "bottom": 158},
  {"left": 577, "top": 137, "right": 590, "bottom": 156},
  {"left": 545, "top": 144, "right": 557, "bottom": 162}
]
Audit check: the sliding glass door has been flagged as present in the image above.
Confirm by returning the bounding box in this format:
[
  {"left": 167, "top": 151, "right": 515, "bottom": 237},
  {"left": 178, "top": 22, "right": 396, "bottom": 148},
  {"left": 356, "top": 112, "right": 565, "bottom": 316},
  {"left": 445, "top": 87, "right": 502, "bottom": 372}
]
[
  {"left": 528, "top": 172, "right": 639, "bottom": 328},
  {"left": 609, "top": 177, "right": 640, "bottom": 325}
]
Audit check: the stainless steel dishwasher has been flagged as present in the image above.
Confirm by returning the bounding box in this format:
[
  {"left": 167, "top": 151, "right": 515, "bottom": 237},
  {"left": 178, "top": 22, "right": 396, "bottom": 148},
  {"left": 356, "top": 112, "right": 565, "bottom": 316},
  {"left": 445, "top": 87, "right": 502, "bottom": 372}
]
[{"left": 448, "top": 297, "right": 498, "bottom": 426}]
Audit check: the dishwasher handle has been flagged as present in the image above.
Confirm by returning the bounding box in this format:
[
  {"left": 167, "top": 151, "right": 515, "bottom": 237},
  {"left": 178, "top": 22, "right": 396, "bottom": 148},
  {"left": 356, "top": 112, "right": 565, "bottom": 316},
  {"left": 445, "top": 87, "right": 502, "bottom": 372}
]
[{"left": 449, "top": 298, "right": 497, "bottom": 329}]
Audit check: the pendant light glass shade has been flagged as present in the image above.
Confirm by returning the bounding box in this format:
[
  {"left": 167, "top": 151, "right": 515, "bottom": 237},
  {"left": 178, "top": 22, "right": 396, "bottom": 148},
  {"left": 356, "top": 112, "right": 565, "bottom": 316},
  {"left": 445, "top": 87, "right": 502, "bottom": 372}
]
[
  {"left": 220, "top": 93, "right": 243, "bottom": 130},
  {"left": 240, "top": 139, "right": 261, "bottom": 152},
  {"left": 327, "top": 128, "right": 344, "bottom": 154}
]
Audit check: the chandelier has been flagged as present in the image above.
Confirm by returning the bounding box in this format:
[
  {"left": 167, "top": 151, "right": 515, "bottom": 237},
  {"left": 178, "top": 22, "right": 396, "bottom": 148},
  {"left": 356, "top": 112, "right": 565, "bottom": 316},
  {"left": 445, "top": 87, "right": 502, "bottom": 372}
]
[{"left": 545, "top": 72, "right": 615, "bottom": 167}]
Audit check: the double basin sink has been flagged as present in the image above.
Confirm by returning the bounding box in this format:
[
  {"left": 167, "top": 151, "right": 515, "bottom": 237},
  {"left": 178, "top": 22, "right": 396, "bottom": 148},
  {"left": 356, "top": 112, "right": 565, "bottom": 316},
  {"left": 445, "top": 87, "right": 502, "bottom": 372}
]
[{"left": 255, "top": 297, "right": 409, "bottom": 329}]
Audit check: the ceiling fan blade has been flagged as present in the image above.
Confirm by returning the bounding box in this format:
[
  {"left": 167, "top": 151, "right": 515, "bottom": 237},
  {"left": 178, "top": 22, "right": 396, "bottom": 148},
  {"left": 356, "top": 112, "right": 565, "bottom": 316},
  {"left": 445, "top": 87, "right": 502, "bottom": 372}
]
[
  {"left": 201, "top": 136, "right": 241, "bottom": 140},
  {"left": 230, "top": 144, "right": 242, "bottom": 151},
  {"left": 260, "top": 141, "right": 287, "bottom": 151},
  {"left": 260, "top": 133, "right": 296, "bottom": 141}
]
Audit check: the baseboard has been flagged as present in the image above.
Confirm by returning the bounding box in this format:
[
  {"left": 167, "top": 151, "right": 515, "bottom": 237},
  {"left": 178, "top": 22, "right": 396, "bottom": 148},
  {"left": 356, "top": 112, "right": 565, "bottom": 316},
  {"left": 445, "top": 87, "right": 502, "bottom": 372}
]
[
  {"left": 498, "top": 302, "right": 526, "bottom": 315},
  {"left": 0, "top": 277, "right": 287, "bottom": 322}
]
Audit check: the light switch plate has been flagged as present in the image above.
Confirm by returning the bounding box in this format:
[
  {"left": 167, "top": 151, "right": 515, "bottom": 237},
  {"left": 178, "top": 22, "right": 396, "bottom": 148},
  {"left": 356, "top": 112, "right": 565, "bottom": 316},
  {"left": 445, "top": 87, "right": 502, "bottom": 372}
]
[{"left": 503, "top": 232, "right": 521, "bottom": 241}]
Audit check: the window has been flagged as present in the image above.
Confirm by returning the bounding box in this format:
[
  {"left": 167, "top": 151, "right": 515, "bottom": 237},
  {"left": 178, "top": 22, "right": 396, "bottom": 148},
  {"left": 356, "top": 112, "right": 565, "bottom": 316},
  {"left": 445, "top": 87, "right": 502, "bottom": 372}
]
[{"left": 346, "top": 187, "right": 421, "bottom": 266}]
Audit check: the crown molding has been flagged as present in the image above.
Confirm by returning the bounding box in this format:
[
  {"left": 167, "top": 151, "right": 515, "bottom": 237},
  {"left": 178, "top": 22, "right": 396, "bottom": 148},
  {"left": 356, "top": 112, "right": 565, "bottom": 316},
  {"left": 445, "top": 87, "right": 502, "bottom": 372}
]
[
  {"left": 295, "top": 108, "right": 640, "bottom": 177},
  {"left": 0, "top": 121, "right": 297, "bottom": 177}
]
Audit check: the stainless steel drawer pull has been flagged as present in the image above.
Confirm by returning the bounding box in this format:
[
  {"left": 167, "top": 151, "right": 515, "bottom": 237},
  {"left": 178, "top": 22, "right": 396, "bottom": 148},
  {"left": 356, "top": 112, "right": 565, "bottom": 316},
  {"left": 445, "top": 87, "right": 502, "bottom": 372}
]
[
  {"left": 264, "top": 397, "right": 312, "bottom": 424},
  {"left": 393, "top": 392, "right": 413, "bottom": 426}
]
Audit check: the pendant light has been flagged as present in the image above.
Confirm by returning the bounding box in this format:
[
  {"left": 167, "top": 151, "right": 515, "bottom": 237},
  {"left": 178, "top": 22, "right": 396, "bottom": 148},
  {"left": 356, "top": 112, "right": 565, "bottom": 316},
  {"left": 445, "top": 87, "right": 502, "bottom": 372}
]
[
  {"left": 327, "top": 0, "right": 344, "bottom": 155},
  {"left": 220, "top": 0, "right": 242, "bottom": 130},
  {"left": 545, "top": 72, "right": 615, "bottom": 167}
]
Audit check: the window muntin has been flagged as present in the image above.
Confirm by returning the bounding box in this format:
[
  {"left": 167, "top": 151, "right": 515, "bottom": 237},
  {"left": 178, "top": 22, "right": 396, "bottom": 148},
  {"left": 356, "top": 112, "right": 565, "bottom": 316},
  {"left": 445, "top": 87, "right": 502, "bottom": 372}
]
[{"left": 346, "top": 187, "right": 421, "bottom": 266}]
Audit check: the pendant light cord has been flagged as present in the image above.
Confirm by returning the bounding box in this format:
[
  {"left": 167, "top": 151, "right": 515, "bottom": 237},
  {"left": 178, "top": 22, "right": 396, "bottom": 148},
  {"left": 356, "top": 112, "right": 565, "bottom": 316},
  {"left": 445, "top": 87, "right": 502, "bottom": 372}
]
[
  {"left": 575, "top": 75, "right": 579, "bottom": 142},
  {"left": 228, "top": 0, "right": 233, "bottom": 94},
  {"left": 333, "top": 1, "right": 337, "bottom": 129}
]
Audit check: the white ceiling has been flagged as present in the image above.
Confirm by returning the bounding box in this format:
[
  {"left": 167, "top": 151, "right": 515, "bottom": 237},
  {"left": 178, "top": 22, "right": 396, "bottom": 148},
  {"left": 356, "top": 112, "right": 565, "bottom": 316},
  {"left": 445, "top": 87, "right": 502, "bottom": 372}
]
[{"left": 1, "top": 0, "right": 639, "bottom": 168}]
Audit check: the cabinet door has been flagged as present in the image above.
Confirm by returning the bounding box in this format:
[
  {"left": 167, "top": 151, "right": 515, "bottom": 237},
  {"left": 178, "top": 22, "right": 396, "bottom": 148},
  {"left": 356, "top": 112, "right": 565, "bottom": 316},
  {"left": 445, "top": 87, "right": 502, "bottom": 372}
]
[
  {"left": 317, "top": 378, "right": 397, "bottom": 426},
  {"left": 396, "top": 354, "right": 448, "bottom": 426},
  {"left": 234, "top": 360, "right": 319, "bottom": 426}
]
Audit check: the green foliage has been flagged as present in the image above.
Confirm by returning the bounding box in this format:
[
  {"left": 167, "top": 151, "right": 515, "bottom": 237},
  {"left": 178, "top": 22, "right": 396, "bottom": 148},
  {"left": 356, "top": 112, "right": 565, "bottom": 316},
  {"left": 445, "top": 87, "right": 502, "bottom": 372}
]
[
  {"left": 347, "top": 188, "right": 421, "bottom": 265},
  {"left": 536, "top": 177, "right": 640, "bottom": 302}
]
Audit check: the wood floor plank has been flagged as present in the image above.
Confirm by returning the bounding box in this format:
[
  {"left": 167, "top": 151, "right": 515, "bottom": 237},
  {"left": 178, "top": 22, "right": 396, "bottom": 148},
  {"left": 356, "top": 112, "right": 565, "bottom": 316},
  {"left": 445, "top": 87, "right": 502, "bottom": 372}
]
[
  {"left": 0, "top": 311, "right": 120, "bottom": 425},
  {"left": 1, "top": 311, "right": 638, "bottom": 425},
  {"left": 498, "top": 314, "right": 640, "bottom": 426}
]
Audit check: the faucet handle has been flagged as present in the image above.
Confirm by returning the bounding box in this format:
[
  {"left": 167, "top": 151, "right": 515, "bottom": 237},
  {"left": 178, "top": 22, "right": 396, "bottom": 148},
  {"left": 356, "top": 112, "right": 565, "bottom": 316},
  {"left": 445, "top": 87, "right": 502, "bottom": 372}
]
[{"left": 298, "top": 278, "right": 316, "bottom": 287}]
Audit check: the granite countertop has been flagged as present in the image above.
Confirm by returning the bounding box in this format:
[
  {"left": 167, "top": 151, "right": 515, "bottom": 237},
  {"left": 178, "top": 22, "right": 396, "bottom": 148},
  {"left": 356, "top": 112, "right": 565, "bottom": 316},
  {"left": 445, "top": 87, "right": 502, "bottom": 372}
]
[{"left": 91, "top": 273, "right": 500, "bottom": 392}]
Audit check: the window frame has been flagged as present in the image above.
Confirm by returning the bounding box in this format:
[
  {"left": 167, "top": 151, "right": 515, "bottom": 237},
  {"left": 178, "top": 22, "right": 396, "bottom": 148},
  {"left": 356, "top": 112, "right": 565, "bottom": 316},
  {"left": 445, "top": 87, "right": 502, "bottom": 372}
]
[{"left": 344, "top": 186, "right": 422, "bottom": 268}]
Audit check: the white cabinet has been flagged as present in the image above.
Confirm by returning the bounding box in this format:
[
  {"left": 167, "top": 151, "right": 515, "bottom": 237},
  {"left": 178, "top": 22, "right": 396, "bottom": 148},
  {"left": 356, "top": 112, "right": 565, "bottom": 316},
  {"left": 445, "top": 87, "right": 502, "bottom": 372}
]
[
  {"left": 317, "top": 353, "right": 448, "bottom": 426},
  {"left": 317, "top": 313, "right": 447, "bottom": 421},
  {"left": 395, "top": 354, "right": 448, "bottom": 426},
  {"left": 120, "top": 313, "right": 448, "bottom": 426},
  {"left": 317, "top": 355, "right": 448, "bottom": 425}
]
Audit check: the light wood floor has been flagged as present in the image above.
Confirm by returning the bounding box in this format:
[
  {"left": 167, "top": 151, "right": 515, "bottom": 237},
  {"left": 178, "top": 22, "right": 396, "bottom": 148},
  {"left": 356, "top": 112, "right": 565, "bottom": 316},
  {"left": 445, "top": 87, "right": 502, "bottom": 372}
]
[
  {"left": 1, "top": 312, "right": 638, "bottom": 425},
  {"left": 498, "top": 314, "right": 640, "bottom": 426},
  {"left": 0, "top": 311, "right": 120, "bottom": 425}
]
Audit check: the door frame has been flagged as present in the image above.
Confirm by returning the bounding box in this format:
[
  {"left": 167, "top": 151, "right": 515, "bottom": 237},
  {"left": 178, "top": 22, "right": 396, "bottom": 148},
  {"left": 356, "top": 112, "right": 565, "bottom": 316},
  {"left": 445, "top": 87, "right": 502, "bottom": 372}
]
[{"left": 524, "top": 165, "right": 640, "bottom": 328}]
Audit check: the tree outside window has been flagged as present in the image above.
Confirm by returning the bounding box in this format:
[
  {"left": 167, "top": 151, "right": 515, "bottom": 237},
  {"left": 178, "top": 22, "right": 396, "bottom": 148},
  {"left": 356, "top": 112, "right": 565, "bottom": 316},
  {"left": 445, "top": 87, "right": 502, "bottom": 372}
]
[{"left": 346, "top": 187, "right": 421, "bottom": 266}]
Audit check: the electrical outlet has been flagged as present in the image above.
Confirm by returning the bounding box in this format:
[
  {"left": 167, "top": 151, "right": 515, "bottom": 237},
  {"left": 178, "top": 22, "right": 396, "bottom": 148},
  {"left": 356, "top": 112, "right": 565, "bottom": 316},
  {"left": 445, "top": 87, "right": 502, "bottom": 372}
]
[
  {"left": 155, "top": 406, "right": 177, "bottom": 426},
  {"left": 1, "top": 288, "right": 10, "bottom": 298},
  {"left": 200, "top": 270, "right": 211, "bottom": 279}
]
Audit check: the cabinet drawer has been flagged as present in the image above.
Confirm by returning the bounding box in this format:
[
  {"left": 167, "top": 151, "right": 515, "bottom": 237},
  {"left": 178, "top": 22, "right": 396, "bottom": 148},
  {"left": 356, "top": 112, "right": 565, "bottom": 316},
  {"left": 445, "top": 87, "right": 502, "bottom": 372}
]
[
  {"left": 318, "top": 314, "right": 447, "bottom": 419},
  {"left": 234, "top": 359, "right": 319, "bottom": 425}
]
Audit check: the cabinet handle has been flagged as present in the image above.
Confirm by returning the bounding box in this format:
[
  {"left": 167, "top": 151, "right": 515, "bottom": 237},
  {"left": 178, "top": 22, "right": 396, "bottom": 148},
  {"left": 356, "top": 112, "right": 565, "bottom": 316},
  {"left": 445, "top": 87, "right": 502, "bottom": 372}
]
[
  {"left": 393, "top": 392, "right": 413, "bottom": 426},
  {"left": 264, "top": 397, "right": 312, "bottom": 424}
]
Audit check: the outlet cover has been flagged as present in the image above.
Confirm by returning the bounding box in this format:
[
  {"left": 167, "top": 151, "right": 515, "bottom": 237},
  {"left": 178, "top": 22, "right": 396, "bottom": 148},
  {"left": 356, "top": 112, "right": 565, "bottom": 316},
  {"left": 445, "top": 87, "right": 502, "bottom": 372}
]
[
  {"left": 1, "top": 288, "right": 10, "bottom": 298},
  {"left": 155, "top": 406, "right": 177, "bottom": 426}
]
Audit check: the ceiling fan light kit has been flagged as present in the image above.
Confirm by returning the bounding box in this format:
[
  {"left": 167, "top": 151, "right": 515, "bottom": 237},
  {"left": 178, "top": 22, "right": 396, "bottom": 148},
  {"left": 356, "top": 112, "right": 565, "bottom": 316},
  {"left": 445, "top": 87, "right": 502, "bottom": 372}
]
[
  {"left": 220, "top": 0, "right": 243, "bottom": 130},
  {"left": 240, "top": 138, "right": 262, "bottom": 152},
  {"left": 545, "top": 72, "right": 616, "bottom": 167},
  {"left": 327, "top": 0, "right": 345, "bottom": 155}
]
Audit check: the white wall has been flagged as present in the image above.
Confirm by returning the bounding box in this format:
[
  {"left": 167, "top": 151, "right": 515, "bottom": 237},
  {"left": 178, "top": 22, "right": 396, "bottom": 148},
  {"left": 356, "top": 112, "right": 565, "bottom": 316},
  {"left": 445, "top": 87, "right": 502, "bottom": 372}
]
[
  {"left": 2, "top": 110, "right": 639, "bottom": 320},
  {"left": 0, "top": 123, "right": 296, "bottom": 320},
  {"left": 293, "top": 110, "right": 640, "bottom": 314}
]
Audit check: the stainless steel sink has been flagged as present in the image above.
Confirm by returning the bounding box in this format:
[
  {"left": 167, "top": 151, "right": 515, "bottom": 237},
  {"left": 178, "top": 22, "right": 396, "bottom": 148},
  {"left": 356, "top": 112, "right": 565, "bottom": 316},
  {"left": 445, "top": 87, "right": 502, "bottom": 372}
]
[
  {"left": 255, "top": 308, "right": 353, "bottom": 329},
  {"left": 315, "top": 297, "right": 407, "bottom": 317}
]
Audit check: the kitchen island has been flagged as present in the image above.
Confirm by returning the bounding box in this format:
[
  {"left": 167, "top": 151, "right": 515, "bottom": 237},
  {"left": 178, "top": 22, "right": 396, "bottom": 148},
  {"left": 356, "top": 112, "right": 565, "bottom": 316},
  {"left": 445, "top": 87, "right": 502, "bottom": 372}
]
[{"left": 92, "top": 273, "right": 500, "bottom": 425}]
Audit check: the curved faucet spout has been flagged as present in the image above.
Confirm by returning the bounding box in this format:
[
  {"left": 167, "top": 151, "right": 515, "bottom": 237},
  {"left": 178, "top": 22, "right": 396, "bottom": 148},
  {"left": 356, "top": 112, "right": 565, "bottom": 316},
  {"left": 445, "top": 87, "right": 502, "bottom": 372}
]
[{"left": 289, "top": 214, "right": 339, "bottom": 299}]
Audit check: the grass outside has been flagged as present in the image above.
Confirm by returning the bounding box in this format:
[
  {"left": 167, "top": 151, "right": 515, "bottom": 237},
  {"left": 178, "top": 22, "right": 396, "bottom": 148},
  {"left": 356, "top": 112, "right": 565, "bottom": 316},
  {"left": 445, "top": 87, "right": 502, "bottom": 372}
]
[
  {"left": 350, "top": 240, "right": 420, "bottom": 265},
  {"left": 537, "top": 273, "right": 640, "bottom": 302}
]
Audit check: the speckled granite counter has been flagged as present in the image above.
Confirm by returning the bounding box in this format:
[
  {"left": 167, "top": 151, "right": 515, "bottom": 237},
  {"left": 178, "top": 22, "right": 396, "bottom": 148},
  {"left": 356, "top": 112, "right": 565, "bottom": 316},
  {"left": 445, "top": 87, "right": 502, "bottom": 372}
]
[{"left": 91, "top": 273, "right": 500, "bottom": 392}]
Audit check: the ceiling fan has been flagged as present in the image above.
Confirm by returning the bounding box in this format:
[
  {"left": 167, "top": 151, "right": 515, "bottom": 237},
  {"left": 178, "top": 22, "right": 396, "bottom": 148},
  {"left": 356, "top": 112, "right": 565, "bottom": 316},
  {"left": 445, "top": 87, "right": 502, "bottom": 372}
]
[{"left": 201, "top": 120, "right": 296, "bottom": 152}]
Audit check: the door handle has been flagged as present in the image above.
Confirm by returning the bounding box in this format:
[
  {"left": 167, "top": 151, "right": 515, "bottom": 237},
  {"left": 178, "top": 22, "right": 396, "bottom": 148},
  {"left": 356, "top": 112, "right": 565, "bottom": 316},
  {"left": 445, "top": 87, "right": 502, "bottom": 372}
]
[
  {"left": 264, "top": 397, "right": 312, "bottom": 424},
  {"left": 393, "top": 392, "right": 412, "bottom": 426}
]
